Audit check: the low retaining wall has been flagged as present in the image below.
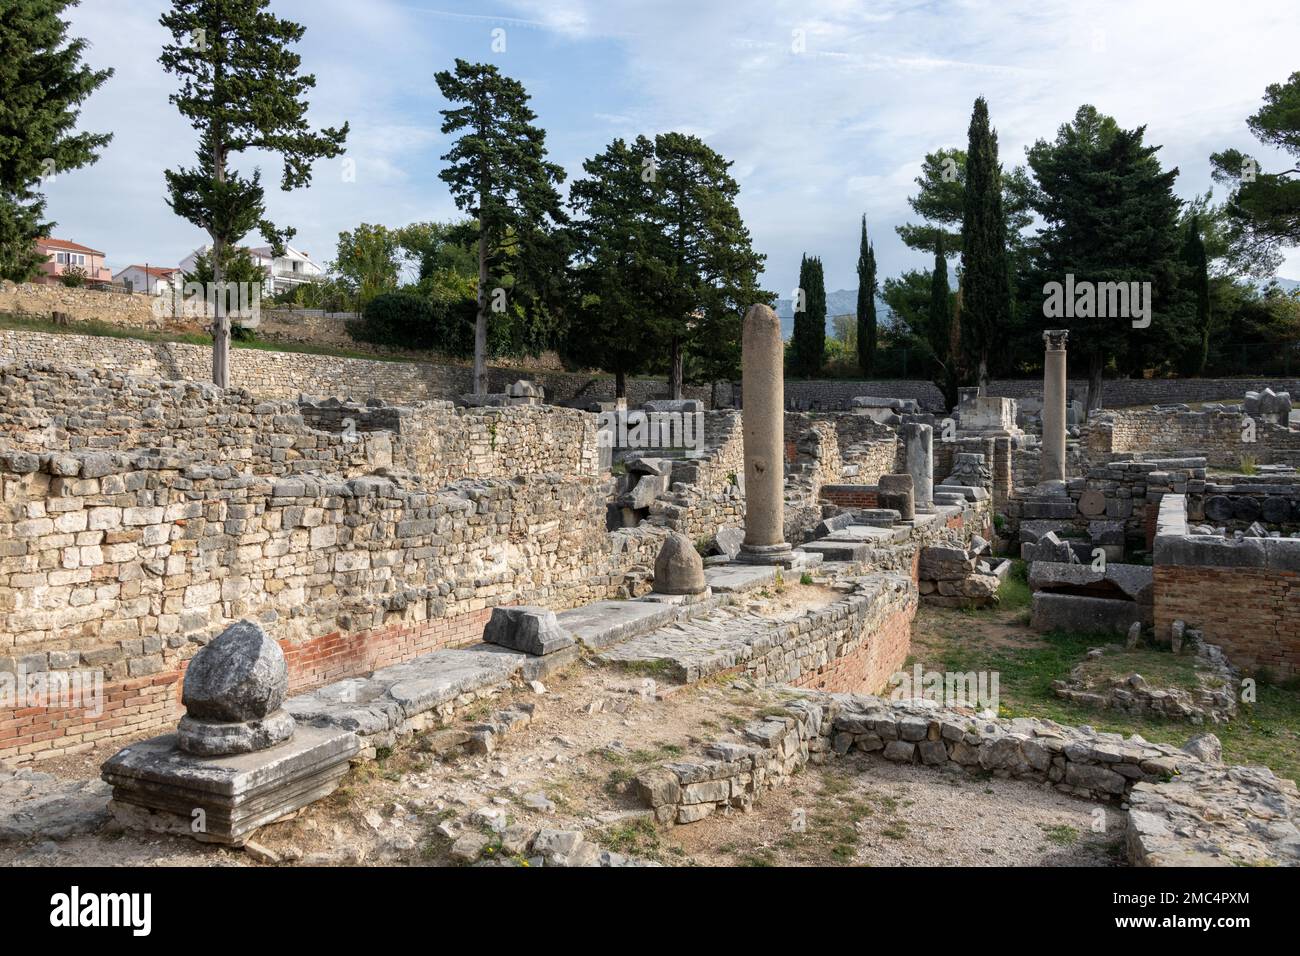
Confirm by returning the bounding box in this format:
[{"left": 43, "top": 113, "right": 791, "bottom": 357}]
[{"left": 633, "top": 692, "right": 1297, "bottom": 865}]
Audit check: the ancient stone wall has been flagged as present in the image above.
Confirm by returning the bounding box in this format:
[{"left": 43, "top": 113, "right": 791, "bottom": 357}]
[
  {"left": 783, "top": 377, "right": 1300, "bottom": 413},
  {"left": 1087, "top": 408, "right": 1300, "bottom": 468},
  {"left": 0, "top": 363, "right": 599, "bottom": 486},
  {"left": 0, "top": 281, "right": 199, "bottom": 329},
  {"left": 0, "top": 328, "right": 720, "bottom": 407},
  {"left": 0, "top": 448, "right": 668, "bottom": 762}
]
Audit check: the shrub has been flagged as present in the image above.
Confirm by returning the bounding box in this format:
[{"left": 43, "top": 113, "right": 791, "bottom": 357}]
[
  {"left": 349, "top": 290, "right": 475, "bottom": 356},
  {"left": 60, "top": 266, "right": 88, "bottom": 288}
]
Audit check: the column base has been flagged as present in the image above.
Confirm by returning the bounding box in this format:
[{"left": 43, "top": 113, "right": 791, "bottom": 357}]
[{"left": 736, "top": 542, "right": 795, "bottom": 566}]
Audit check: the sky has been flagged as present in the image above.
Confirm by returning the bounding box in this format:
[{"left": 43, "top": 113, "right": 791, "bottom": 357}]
[{"left": 49, "top": 0, "right": 1300, "bottom": 295}]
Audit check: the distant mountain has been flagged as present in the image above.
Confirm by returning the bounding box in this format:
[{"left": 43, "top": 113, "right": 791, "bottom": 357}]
[
  {"left": 1260, "top": 277, "right": 1300, "bottom": 294},
  {"left": 773, "top": 288, "right": 892, "bottom": 339}
]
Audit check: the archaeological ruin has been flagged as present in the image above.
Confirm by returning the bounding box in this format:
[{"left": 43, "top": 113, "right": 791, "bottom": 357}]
[{"left": 1, "top": 314, "right": 1298, "bottom": 871}]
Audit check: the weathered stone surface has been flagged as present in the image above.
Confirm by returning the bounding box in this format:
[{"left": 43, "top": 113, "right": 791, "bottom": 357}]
[
  {"left": 102, "top": 725, "right": 359, "bottom": 846},
  {"left": 877, "top": 473, "right": 915, "bottom": 521},
  {"left": 1028, "top": 560, "right": 1153, "bottom": 604},
  {"left": 653, "top": 532, "right": 708, "bottom": 595},
  {"left": 483, "top": 606, "right": 576, "bottom": 656},
  {"left": 177, "top": 710, "right": 296, "bottom": 757},
  {"left": 182, "top": 620, "right": 288, "bottom": 723},
  {"left": 1031, "top": 592, "right": 1149, "bottom": 634}
]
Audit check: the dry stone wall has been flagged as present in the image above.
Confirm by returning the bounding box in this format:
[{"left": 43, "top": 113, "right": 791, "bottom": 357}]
[{"left": 0, "top": 328, "right": 719, "bottom": 407}]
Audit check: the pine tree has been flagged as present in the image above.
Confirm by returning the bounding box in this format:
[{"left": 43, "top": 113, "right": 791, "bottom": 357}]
[
  {"left": 856, "top": 215, "right": 878, "bottom": 376},
  {"left": 436, "top": 59, "right": 567, "bottom": 396},
  {"left": 791, "top": 254, "right": 826, "bottom": 377},
  {"left": 1026, "top": 105, "right": 1185, "bottom": 410},
  {"left": 0, "top": 0, "right": 112, "bottom": 281},
  {"left": 961, "top": 97, "right": 1013, "bottom": 393},
  {"left": 160, "top": 0, "right": 348, "bottom": 388},
  {"left": 1210, "top": 71, "right": 1300, "bottom": 276},
  {"left": 563, "top": 136, "right": 659, "bottom": 398},
  {"left": 648, "top": 133, "right": 768, "bottom": 397}
]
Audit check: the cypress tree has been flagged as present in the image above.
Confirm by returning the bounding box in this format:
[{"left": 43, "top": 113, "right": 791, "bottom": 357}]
[
  {"left": 1182, "top": 214, "right": 1212, "bottom": 375},
  {"left": 0, "top": 0, "right": 113, "bottom": 281},
  {"left": 856, "top": 215, "right": 877, "bottom": 375},
  {"left": 961, "top": 97, "right": 1012, "bottom": 393},
  {"left": 792, "top": 254, "right": 826, "bottom": 377}
]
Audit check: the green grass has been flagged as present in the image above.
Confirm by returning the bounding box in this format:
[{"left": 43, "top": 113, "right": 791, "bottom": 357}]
[
  {"left": 918, "top": 617, "right": 1300, "bottom": 784},
  {"left": 995, "top": 559, "right": 1031, "bottom": 611},
  {"left": 1040, "top": 823, "right": 1080, "bottom": 847}
]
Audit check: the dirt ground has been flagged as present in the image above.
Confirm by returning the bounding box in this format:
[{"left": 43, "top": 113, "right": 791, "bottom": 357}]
[{"left": 0, "top": 648, "right": 1124, "bottom": 868}]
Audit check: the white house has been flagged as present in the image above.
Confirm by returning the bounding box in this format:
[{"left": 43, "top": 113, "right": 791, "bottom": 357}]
[
  {"left": 178, "top": 242, "right": 324, "bottom": 297},
  {"left": 112, "top": 265, "right": 181, "bottom": 296}
]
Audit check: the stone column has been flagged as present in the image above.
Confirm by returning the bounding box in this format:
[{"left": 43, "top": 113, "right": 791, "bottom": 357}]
[
  {"left": 902, "top": 422, "right": 933, "bottom": 512},
  {"left": 738, "top": 304, "right": 793, "bottom": 565},
  {"left": 1041, "top": 329, "right": 1069, "bottom": 486}
]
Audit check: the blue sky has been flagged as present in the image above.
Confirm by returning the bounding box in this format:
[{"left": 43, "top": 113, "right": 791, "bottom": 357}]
[{"left": 51, "top": 0, "right": 1300, "bottom": 295}]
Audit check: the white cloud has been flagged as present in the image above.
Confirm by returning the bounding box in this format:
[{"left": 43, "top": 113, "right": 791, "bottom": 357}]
[{"left": 41, "top": 0, "right": 1300, "bottom": 289}]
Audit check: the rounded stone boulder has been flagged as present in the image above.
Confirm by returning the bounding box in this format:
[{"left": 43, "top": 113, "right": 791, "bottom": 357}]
[
  {"left": 653, "top": 532, "right": 708, "bottom": 595},
  {"left": 182, "top": 620, "right": 289, "bottom": 723}
]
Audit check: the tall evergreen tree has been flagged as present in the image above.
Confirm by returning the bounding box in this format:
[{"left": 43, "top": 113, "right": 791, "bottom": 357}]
[
  {"left": 791, "top": 254, "right": 826, "bottom": 377},
  {"left": 1026, "top": 105, "right": 1185, "bottom": 410},
  {"left": 961, "top": 97, "right": 1013, "bottom": 393},
  {"left": 0, "top": 0, "right": 112, "bottom": 281},
  {"left": 1210, "top": 71, "right": 1300, "bottom": 277},
  {"left": 160, "top": 0, "right": 348, "bottom": 388},
  {"left": 927, "top": 236, "right": 961, "bottom": 409},
  {"left": 649, "top": 132, "right": 769, "bottom": 398},
  {"left": 1182, "top": 214, "right": 1212, "bottom": 375},
  {"left": 562, "top": 136, "right": 658, "bottom": 398},
  {"left": 437, "top": 59, "right": 567, "bottom": 396},
  {"left": 856, "top": 216, "right": 878, "bottom": 375}
]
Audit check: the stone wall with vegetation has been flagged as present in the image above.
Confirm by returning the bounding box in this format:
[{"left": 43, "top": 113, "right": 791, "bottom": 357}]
[{"left": 0, "top": 327, "right": 718, "bottom": 407}]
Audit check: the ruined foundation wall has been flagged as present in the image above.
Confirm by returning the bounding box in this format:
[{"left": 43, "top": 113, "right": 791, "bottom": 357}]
[
  {"left": 1153, "top": 495, "right": 1300, "bottom": 678},
  {"left": 1088, "top": 408, "right": 1300, "bottom": 469}
]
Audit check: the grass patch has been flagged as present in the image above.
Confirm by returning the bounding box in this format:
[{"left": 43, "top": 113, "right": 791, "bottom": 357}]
[
  {"left": 995, "top": 559, "right": 1031, "bottom": 610},
  {"left": 915, "top": 607, "right": 1300, "bottom": 784},
  {"left": 1040, "top": 823, "right": 1080, "bottom": 847}
]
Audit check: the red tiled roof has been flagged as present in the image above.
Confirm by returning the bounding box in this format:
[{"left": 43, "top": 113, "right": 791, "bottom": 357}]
[
  {"left": 124, "top": 265, "right": 179, "bottom": 277},
  {"left": 37, "top": 237, "right": 105, "bottom": 256}
]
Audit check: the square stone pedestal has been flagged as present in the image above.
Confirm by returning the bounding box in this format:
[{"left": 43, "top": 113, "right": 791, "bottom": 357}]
[{"left": 102, "top": 725, "right": 359, "bottom": 846}]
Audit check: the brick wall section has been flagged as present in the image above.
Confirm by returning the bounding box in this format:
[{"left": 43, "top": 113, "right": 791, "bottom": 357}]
[
  {"left": 820, "top": 485, "right": 878, "bottom": 508},
  {"left": 1153, "top": 494, "right": 1300, "bottom": 678},
  {"left": 1154, "top": 566, "right": 1300, "bottom": 677},
  {"left": 788, "top": 598, "right": 914, "bottom": 695}
]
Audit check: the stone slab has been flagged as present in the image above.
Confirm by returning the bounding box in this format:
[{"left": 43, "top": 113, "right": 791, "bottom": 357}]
[
  {"left": 1030, "top": 592, "right": 1151, "bottom": 635},
  {"left": 798, "top": 540, "right": 872, "bottom": 562},
  {"left": 556, "top": 600, "right": 685, "bottom": 649},
  {"left": 284, "top": 649, "right": 522, "bottom": 736},
  {"left": 703, "top": 564, "right": 779, "bottom": 593},
  {"left": 101, "top": 724, "right": 359, "bottom": 845}
]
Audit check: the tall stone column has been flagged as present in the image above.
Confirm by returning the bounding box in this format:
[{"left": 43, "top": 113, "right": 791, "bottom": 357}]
[
  {"left": 738, "top": 304, "right": 794, "bottom": 565},
  {"left": 1041, "top": 329, "right": 1069, "bottom": 487},
  {"left": 902, "top": 422, "right": 933, "bottom": 512}
]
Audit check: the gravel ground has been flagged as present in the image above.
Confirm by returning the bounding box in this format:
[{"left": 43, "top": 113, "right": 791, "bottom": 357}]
[{"left": 0, "top": 660, "right": 1125, "bottom": 868}]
